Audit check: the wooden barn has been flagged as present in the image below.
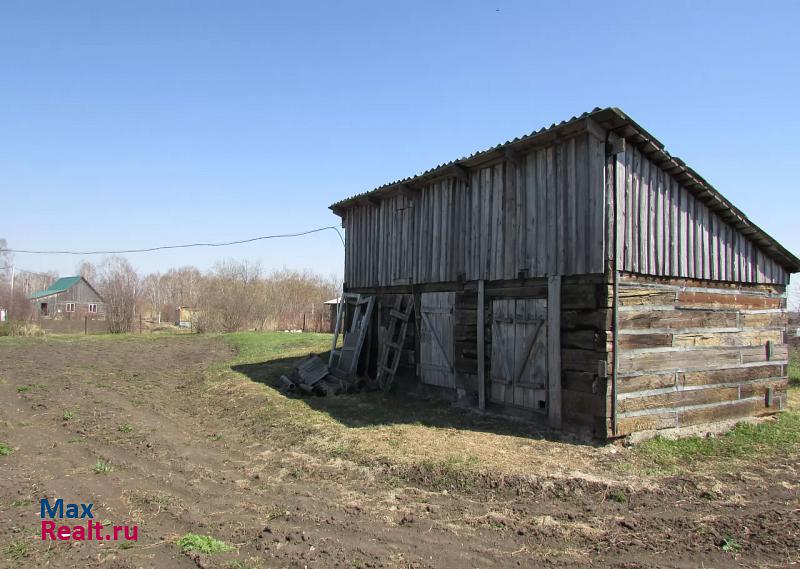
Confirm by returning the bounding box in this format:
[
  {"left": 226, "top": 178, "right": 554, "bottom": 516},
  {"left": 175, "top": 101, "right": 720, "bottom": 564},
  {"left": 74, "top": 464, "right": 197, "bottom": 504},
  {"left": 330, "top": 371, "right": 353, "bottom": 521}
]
[
  {"left": 329, "top": 107, "right": 800, "bottom": 439},
  {"left": 29, "top": 276, "right": 106, "bottom": 320}
]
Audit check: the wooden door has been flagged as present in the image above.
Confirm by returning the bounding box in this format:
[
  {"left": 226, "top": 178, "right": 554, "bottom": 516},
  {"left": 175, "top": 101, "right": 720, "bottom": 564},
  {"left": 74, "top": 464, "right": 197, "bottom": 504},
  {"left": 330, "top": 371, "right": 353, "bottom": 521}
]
[
  {"left": 490, "top": 298, "right": 548, "bottom": 411},
  {"left": 419, "top": 292, "right": 455, "bottom": 389}
]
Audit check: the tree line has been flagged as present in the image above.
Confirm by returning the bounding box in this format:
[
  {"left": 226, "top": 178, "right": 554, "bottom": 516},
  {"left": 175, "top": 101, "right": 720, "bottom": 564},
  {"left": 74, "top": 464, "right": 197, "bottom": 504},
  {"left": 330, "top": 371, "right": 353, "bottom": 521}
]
[{"left": 0, "top": 242, "right": 340, "bottom": 333}]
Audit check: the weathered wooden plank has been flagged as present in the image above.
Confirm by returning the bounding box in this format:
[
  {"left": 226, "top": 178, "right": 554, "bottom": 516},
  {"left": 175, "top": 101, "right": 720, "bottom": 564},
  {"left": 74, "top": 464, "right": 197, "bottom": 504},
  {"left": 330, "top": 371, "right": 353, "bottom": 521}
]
[
  {"left": 562, "top": 389, "right": 603, "bottom": 416},
  {"left": 535, "top": 149, "right": 547, "bottom": 277},
  {"left": 741, "top": 344, "right": 788, "bottom": 364},
  {"left": 617, "top": 288, "right": 676, "bottom": 306},
  {"left": 570, "top": 136, "right": 583, "bottom": 274},
  {"left": 477, "top": 280, "right": 485, "bottom": 410},
  {"left": 556, "top": 142, "right": 567, "bottom": 275},
  {"left": 623, "top": 146, "right": 634, "bottom": 271},
  {"left": 637, "top": 149, "right": 648, "bottom": 273},
  {"left": 676, "top": 291, "right": 783, "bottom": 310},
  {"left": 739, "top": 378, "right": 789, "bottom": 399},
  {"left": 618, "top": 332, "right": 673, "bottom": 349},
  {"left": 562, "top": 309, "right": 613, "bottom": 331},
  {"left": 548, "top": 275, "right": 562, "bottom": 428},
  {"left": 562, "top": 329, "right": 605, "bottom": 350},
  {"left": 672, "top": 329, "right": 783, "bottom": 348},
  {"left": 618, "top": 309, "right": 738, "bottom": 330},
  {"left": 618, "top": 385, "right": 739, "bottom": 414},
  {"left": 617, "top": 412, "right": 677, "bottom": 435},
  {"left": 487, "top": 284, "right": 548, "bottom": 299},
  {"left": 654, "top": 166, "right": 663, "bottom": 274},
  {"left": 617, "top": 347, "right": 741, "bottom": 373},
  {"left": 562, "top": 371, "right": 597, "bottom": 394},
  {"left": 678, "top": 398, "right": 770, "bottom": 427},
  {"left": 617, "top": 372, "right": 676, "bottom": 394},
  {"left": 504, "top": 160, "right": 517, "bottom": 279},
  {"left": 679, "top": 364, "right": 785, "bottom": 387},
  {"left": 561, "top": 348, "right": 605, "bottom": 371},
  {"left": 546, "top": 146, "right": 558, "bottom": 275},
  {"left": 739, "top": 312, "right": 787, "bottom": 328}
]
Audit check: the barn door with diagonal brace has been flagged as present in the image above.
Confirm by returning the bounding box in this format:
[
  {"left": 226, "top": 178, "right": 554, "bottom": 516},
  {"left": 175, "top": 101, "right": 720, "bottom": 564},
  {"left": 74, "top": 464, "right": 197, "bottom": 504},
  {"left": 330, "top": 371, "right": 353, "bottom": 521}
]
[
  {"left": 490, "top": 298, "right": 548, "bottom": 411},
  {"left": 419, "top": 292, "right": 455, "bottom": 389}
]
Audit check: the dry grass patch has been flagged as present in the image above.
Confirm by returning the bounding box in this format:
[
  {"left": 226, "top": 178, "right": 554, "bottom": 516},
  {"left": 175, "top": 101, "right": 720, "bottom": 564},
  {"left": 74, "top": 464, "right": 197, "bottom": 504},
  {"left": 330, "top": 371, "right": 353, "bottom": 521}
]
[{"left": 218, "top": 332, "right": 615, "bottom": 489}]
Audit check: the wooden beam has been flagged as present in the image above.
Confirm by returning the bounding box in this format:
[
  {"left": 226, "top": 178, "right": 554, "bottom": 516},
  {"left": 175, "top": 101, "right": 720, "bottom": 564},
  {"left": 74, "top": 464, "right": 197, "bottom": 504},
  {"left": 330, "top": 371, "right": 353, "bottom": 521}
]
[
  {"left": 398, "top": 183, "right": 418, "bottom": 197},
  {"left": 504, "top": 147, "right": 522, "bottom": 166},
  {"left": 584, "top": 117, "right": 606, "bottom": 142},
  {"left": 366, "top": 195, "right": 381, "bottom": 207},
  {"left": 477, "top": 279, "right": 486, "bottom": 411},
  {"left": 451, "top": 163, "right": 469, "bottom": 182},
  {"left": 547, "top": 275, "right": 562, "bottom": 429}
]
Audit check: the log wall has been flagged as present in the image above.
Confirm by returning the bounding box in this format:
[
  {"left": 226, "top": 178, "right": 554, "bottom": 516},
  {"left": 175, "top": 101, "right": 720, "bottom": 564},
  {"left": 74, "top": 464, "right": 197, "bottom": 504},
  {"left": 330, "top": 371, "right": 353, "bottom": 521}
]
[
  {"left": 614, "top": 274, "right": 788, "bottom": 436},
  {"left": 450, "top": 276, "right": 610, "bottom": 437}
]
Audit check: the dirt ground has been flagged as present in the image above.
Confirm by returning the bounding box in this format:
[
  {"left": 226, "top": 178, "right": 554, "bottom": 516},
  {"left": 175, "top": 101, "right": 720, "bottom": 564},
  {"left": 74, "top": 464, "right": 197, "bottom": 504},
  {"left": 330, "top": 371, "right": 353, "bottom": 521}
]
[{"left": 0, "top": 335, "right": 798, "bottom": 569}]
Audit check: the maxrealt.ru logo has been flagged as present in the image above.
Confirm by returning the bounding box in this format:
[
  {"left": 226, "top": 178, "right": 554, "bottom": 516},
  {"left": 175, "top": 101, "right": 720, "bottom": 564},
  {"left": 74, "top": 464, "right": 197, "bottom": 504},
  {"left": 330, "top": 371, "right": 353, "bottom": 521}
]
[{"left": 40, "top": 499, "right": 138, "bottom": 542}]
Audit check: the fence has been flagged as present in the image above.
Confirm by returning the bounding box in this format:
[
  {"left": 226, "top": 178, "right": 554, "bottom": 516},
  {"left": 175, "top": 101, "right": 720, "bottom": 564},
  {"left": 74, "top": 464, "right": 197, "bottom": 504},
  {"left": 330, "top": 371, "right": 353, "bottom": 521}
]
[{"left": 36, "top": 316, "right": 109, "bottom": 335}]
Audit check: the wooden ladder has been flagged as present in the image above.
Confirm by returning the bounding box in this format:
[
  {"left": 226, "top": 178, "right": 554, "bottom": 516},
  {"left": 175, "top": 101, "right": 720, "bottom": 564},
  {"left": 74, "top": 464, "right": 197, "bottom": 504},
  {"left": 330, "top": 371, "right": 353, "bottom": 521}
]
[
  {"left": 329, "top": 293, "right": 375, "bottom": 379},
  {"left": 376, "top": 295, "right": 414, "bottom": 392}
]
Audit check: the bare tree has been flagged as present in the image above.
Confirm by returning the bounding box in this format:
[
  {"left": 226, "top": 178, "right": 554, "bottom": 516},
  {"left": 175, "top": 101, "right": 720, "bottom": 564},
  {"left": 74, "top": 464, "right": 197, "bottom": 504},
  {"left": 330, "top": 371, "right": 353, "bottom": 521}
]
[
  {"left": 142, "top": 272, "right": 167, "bottom": 323},
  {"left": 99, "top": 257, "right": 140, "bottom": 333},
  {"left": 76, "top": 260, "right": 98, "bottom": 284}
]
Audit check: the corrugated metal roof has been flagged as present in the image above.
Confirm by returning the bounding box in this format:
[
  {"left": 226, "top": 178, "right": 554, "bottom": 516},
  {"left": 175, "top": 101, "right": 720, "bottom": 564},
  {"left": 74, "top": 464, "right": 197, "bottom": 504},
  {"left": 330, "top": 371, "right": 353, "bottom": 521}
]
[
  {"left": 29, "top": 276, "right": 82, "bottom": 299},
  {"left": 329, "top": 107, "right": 800, "bottom": 273}
]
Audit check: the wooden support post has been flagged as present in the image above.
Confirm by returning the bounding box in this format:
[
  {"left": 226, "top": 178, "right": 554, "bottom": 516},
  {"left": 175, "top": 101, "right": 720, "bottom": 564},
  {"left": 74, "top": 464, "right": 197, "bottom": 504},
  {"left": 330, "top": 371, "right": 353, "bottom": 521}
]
[
  {"left": 84, "top": 315, "right": 88, "bottom": 335},
  {"left": 477, "top": 279, "right": 486, "bottom": 411},
  {"left": 547, "top": 275, "right": 561, "bottom": 429}
]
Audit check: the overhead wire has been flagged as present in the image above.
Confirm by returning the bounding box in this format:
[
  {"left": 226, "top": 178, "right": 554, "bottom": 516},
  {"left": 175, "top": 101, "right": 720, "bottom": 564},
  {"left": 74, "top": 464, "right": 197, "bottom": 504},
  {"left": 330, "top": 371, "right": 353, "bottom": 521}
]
[{"left": 0, "top": 225, "right": 345, "bottom": 255}]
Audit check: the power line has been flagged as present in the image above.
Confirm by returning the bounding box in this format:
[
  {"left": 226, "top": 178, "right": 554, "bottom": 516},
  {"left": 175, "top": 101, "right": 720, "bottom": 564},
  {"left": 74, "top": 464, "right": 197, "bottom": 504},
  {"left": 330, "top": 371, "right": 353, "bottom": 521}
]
[{"left": 0, "top": 226, "right": 345, "bottom": 255}]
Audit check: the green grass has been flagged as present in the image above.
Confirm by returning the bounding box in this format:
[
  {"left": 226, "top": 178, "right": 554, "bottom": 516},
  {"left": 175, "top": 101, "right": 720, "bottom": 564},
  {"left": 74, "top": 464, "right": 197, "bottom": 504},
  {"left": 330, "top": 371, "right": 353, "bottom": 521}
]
[
  {"left": 117, "top": 423, "right": 134, "bottom": 433},
  {"left": 608, "top": 489, "right": 628, "bottom": 504},
  {"left": 222, "top": 331, "right": 332, "bottom": 367},
  {"left": 16, "top": 385, "right": 31, "bottom": 393},
  {"left": 0, "top": 443, "right": 12, "bottom": 456},
  {"left": 637, "top": 410, "right": 800, "bottom": 471},
  {"left": 721, "top": 536, "right": 742, "bottom": 553},
  {"left": 3, "top": 541, "right": 27, "bottom": 560},
  {"left": 92, "top": 459, "right": 115, "bottom": 474},
  {"left": 175, "top": 533, "right": 234, "bottom": 554},
  {"left": 62, "top": 409, "right": 76, "bottom": 421}
]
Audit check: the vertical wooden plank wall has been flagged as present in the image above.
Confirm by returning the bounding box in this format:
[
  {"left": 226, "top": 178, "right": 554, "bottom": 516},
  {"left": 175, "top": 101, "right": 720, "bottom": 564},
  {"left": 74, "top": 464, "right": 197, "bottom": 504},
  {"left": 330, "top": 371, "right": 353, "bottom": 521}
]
[
  {"left": 615, "top": 146, "right": 789, "bottom": 284},
  {"left": 343, "top": 133, "right": 607, "bottom": 288}
]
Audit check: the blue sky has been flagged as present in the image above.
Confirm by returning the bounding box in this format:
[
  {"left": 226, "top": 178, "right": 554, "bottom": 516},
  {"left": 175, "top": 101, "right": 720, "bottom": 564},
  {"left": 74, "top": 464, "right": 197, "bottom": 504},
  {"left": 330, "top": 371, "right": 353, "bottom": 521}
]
[{"left": 1, "top": 1, "right": 798, "bottom": 300}]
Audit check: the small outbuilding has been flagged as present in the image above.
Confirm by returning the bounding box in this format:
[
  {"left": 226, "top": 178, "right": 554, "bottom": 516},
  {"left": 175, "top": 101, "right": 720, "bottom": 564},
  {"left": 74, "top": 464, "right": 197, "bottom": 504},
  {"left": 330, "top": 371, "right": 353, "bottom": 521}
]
[
  {"left": 29, "top": 276, "right": 105, "bottom": 320},
  {"left": 330, "top": 107, "right": 799, "bottom": 439}
]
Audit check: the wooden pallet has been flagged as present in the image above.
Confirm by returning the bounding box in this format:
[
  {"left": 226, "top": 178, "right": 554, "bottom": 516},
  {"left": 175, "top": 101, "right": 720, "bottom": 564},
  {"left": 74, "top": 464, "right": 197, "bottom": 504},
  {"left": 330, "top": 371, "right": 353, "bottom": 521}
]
[{"left": 376, "top": 295, "right": 414, "bottom": 392}]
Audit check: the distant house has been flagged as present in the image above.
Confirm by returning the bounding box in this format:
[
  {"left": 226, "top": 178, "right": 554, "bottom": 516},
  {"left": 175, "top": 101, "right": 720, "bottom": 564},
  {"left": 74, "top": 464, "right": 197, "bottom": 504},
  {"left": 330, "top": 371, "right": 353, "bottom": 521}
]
[{"left": 29, "top": 276, "right": 105, "bottom": 320}]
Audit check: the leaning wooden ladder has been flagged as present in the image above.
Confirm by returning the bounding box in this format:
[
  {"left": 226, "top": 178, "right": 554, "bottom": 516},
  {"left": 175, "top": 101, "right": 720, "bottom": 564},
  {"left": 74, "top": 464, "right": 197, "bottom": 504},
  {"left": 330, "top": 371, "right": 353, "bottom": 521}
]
[
  {"left": 376, "top": 295, "right": 414, "bottom": 392},
  {"left": 329, "top": 293, "right": 375, "bottom": 379}
]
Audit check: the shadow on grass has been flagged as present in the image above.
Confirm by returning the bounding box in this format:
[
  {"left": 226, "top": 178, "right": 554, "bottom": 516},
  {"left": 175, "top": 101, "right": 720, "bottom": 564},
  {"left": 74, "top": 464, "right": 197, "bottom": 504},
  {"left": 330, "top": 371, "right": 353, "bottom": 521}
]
[{"left": 232, "top": 354, "right": 597, "bottom": 447}]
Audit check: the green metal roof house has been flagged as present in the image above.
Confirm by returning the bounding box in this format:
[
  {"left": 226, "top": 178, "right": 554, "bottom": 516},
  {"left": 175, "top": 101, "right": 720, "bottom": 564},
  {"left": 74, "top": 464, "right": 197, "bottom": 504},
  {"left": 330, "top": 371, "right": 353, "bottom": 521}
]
[{"left": 28, "top": 276, "right": 105, "bottom": 319}]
